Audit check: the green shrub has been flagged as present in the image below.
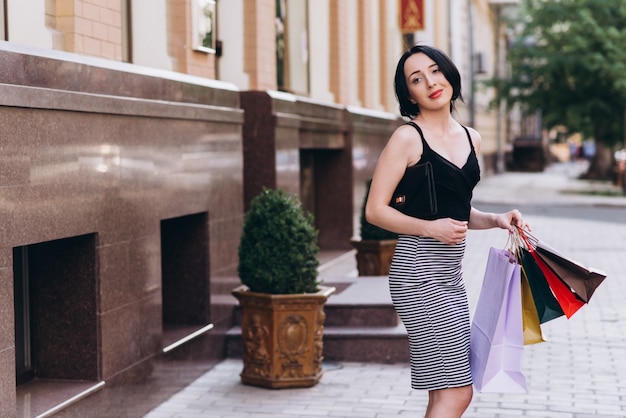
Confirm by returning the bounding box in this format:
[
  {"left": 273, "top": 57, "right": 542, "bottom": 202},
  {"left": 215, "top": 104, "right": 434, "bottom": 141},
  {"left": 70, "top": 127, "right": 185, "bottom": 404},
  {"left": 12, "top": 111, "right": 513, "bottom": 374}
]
[
  {"left": 238, "top": 188, "right": 320, "bottom": 294},
  {"left": 360, "top": 179, "right": 398, "bottom": 241}
]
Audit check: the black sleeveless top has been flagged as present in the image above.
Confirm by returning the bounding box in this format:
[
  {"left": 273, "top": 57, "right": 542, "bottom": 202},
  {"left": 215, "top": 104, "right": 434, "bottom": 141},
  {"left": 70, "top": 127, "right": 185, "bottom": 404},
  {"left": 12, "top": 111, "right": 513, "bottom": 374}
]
[{"left": 402, "top": 122, "right": 480, "bottom": 222}]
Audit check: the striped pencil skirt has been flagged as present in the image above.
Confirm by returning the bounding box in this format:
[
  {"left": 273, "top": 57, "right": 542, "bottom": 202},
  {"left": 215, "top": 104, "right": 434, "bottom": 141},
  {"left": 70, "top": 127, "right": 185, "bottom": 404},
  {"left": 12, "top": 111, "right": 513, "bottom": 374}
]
[{"left": 389, "top": 234, "right": 473, "bottom": 390}]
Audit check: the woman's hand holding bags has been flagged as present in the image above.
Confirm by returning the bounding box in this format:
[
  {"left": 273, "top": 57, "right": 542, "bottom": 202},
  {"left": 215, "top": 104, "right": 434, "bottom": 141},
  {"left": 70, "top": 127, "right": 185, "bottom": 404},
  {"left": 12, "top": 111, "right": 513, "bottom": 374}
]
[{"left": 470, "top": 227, "right": 607, "bottom": 393}]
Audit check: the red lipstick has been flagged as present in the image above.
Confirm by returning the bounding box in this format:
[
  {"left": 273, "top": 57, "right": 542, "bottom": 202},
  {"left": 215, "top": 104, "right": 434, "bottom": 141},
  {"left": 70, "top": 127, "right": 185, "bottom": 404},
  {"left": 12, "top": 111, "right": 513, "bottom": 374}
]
[{"left": 429, "top": 89, "right": 443, "bottom": 99}]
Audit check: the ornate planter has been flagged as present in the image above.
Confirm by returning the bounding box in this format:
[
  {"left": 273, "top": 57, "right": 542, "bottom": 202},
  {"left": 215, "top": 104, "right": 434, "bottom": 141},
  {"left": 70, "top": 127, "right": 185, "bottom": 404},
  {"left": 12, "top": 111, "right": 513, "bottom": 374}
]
[
  {"left": 350, "top": 239, "right": 397, "bottom": 276},
  {"left": 231, "top": 285, "right": 335, "bottom": 389}
]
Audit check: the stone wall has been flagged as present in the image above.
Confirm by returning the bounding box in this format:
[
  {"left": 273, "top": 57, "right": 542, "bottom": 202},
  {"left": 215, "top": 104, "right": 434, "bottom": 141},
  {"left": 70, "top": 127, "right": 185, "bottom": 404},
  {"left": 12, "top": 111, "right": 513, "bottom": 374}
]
[{"left": 0, "top": 44, "right": 243, "bottom": 416}]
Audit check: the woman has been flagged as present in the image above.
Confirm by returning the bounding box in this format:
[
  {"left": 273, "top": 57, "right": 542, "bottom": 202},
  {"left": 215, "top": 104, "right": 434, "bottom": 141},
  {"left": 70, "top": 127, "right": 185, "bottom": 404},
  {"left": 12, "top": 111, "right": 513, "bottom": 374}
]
[{"left": 365, "top": 44, "right": 528, "bottom": 417}]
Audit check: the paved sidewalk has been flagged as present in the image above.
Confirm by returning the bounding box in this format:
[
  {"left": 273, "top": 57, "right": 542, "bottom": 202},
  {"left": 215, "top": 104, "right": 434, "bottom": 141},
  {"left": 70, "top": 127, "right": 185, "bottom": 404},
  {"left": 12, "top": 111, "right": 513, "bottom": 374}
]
[
  {"left": 65, "top": 163, "right": 626, "bottom": 417},
  {"left": 472, "top": 160, "right": 626, "bottom": 208}
]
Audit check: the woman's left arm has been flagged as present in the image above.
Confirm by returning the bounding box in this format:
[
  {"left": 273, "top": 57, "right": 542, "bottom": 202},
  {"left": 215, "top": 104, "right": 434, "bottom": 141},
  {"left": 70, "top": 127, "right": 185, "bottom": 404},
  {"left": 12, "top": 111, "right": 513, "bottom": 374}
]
[{"left": 468, "top": 207, "right": 529, "bottom": 232}]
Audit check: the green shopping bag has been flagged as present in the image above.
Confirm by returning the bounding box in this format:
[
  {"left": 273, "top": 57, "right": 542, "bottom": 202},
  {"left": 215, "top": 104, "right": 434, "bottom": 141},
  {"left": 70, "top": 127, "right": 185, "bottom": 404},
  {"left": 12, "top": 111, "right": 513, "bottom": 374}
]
[{"left": 520, "top": 248, "right": 564, "bottom": 324}]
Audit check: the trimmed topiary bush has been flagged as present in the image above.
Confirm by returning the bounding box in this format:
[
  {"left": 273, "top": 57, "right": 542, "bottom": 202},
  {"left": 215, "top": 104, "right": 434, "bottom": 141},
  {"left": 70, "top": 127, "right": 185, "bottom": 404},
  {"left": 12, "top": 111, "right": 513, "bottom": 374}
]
[
  {"left": 360, "top": 179, "right": 398, "bottom": 241},
  {"left": 238, "top": 188, "right": 320, "bottom": 294}
]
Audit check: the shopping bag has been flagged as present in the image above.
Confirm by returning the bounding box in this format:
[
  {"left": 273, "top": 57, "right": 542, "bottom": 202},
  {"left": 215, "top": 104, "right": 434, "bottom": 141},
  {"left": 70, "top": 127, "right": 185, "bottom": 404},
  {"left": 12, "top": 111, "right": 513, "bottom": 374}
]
[
  {"left": 529, "top": 249, "right": 585, "bottom": 318},
  {"left": 535, "top": 242, "right": 606, "bottom": 303},
  {"left": 521, "top": 268, "right": 545, "bottom": 345},
  {"left": 470, "top": 247, "right": 527, "bottom": 393},
  {"left": 520, "top": 249, "right": 565, "bottom": 324}
]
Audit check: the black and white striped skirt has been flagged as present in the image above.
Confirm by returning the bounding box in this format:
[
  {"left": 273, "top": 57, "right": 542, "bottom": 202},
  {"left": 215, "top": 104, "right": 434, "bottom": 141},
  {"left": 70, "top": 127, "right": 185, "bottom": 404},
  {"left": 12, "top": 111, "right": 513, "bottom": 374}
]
[{"left": 389, "top": 234, "right": 472, "bottom": 390}]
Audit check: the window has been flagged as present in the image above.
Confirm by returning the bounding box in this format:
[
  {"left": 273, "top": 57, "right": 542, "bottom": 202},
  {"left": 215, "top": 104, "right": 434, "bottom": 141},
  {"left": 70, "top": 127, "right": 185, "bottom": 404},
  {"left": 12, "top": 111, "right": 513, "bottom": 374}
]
[
  {"left": 276, "top": 0, "right": 309, "bottom": 95},
  {"left": 193, "top": 0, "right": 217, "bottom": 53}
]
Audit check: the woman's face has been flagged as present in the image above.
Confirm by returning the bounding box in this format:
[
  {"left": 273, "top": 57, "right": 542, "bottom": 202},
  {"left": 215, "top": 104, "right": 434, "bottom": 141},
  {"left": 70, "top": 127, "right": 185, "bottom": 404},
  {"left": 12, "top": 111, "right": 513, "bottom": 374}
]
[{"left": 403, "top": 52, "right": 453, "bottom": 113}]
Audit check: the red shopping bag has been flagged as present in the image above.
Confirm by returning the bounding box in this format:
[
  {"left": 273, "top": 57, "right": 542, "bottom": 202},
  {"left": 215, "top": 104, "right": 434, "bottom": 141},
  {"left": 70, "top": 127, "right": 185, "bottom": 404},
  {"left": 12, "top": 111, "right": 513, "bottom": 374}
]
[{"left": 529, "top": 249, "right": 585, "bottom": 319}]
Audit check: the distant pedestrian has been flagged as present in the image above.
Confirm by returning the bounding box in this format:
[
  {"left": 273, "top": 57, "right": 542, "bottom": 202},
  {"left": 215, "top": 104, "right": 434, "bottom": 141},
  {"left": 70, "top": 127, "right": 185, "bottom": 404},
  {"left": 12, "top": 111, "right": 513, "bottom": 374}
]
[{"left": 365, "top": 44, "right": 529, "bottom": 417}]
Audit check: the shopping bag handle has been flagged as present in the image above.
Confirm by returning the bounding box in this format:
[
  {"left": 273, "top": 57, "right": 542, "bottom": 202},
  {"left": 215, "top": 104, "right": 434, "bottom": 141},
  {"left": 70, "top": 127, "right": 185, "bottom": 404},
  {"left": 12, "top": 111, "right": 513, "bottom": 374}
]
[{"left": 515, "top": 226, "right": 536, "bottom": 250}]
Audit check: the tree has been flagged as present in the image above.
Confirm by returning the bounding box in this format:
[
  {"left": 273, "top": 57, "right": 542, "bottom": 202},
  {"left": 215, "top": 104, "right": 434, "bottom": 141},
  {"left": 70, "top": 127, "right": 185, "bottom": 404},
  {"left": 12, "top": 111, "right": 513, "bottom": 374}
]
[{"left": 499, "top": 0, "right": 626, "bottom": 179}]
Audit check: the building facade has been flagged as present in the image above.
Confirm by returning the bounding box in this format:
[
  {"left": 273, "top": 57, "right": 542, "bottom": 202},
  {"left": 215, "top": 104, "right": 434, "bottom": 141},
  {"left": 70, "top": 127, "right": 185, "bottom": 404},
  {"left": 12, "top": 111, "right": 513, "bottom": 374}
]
[{"left": 0, "top": 0, "right": 514, "bottom": 416}]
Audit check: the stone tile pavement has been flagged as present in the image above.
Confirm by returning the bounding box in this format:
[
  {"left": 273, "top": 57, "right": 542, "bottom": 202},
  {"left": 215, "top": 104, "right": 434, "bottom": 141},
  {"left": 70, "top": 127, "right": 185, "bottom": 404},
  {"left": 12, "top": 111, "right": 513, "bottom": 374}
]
[
  {"left": 144, "top": 213, "right": 626, "bottom": 418},
  {"left": 67, "top": 162, "right": 626, "bottom": 417}
]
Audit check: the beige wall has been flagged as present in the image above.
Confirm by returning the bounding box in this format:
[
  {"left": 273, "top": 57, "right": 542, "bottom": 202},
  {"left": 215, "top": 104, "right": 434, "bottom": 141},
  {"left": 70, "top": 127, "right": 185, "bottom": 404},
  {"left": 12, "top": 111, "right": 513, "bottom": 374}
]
[
  {"left": 56, "top": 0, "right": 124, "bottom": 60},
  {"left": 243, "top": 0, "right": 276, "bottom": 90},
  {"left": 217, "top": 0, "right": 249, "bottom": 87},
  {"left": 379, "top": 0, "right": 403, "bottom": 114},
  {"left": 474, "top": 0, "right": 497, "bottom": 155},
  {"left": 328, "top": 0, "right": 349, "bottom": 105},
  {"left": 132, "top": 0, "right": 173, "bottom": 70},
  {"left": 307, "top": 0, "right": 334, "bottom": 103},
  {"left": 168, "top": 0, "right": 217, "bottom": 78},
  {"left": 8, "top": 0, "right": 55, "bottom": 48},
  {"left": 357, "top": 0, "right": 373, "bottom": 109}
]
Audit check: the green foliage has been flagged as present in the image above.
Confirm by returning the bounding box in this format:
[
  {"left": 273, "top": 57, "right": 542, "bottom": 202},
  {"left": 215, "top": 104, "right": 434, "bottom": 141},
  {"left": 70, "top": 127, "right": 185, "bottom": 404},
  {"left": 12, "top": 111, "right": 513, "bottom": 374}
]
[
  {"left": 238, "top": 188, "right": 320, "bottom": 294},
  {"left": 360, "top": 179, "right": 398, "bottom": 241},
  {"left": 495, "top": 0, "right": 626, "bottom": 145}
]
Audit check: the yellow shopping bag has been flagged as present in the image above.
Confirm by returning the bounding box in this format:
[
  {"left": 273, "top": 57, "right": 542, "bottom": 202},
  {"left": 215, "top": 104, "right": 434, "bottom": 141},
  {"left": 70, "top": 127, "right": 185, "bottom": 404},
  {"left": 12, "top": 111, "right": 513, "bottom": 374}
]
[{"left": 521, "top": 268, "right": 545, "bottom": 345}]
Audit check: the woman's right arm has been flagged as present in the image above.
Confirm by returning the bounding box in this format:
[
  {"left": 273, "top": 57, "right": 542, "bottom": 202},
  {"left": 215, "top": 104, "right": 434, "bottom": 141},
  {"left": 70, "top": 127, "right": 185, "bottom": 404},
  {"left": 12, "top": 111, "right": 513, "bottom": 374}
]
[{"left": 365, "top": 126, "right": 431, "bottom": 236}]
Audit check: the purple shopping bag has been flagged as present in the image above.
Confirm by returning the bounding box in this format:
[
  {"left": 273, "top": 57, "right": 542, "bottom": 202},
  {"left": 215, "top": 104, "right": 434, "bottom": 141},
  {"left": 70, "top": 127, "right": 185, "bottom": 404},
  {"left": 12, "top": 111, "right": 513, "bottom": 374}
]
[{"left": 470, "top": 247, "right": 527, "bottom": 393}]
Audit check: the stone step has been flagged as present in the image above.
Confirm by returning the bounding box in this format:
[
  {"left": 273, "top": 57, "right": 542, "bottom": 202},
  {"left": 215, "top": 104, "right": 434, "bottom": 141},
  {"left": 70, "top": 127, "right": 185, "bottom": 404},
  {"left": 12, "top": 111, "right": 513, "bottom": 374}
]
[
  {"left": 323, "top": 303, "right": 399, "bottom": 328},
  {"left": 224, "top": 275, "right": 410, "bottom": 363},
  {"left": 323, "top": 324, "right": 409, "bottom": 363},
  {"left": 228, "top": 279, "right": 400, "bottom": 328},
  {"left": 229, "top": 305, "right": 399, "bottom": 329},
  {"left": 224, "top": 323, "right": 409, "bottom": 363},
  {"left": 227, "top": 290, "right": 400, "bottom": 328},
  {"left": 323, "top": 276, "right": 399, "bottom": 328}
]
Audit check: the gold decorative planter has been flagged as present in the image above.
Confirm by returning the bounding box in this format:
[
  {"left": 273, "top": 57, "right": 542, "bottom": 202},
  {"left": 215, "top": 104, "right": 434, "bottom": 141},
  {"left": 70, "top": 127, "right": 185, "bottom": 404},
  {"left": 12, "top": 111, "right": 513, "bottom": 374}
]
[
  {"left": 231, "top": 285, "right": 336, "bottom": 389},
  {"left": 350, "top": 239, "right": 397, "bottom": 276}
]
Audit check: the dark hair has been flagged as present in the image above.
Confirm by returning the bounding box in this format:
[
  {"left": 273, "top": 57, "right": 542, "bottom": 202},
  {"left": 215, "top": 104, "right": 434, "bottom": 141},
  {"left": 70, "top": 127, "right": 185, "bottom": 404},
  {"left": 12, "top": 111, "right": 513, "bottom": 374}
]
[{"left": 394, "top": 44, "right": 463, "bottom": 119}]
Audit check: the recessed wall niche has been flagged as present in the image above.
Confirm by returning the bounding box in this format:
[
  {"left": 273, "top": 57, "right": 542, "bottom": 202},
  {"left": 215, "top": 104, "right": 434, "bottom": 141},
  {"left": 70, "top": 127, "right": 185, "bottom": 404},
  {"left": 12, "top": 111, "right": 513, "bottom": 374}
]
[
  {"left": 160, "top": 212, "right": 211, "bottom": 351},
  {"left": 14, "top": 234, "right": 99, "bottom": 385}
]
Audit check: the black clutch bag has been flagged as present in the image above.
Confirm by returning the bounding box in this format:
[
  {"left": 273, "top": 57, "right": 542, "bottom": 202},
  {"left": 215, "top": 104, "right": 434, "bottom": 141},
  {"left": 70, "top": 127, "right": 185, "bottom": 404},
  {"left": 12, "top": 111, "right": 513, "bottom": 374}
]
[{"left": 389, "top": 161, "right": 438, "bottom": 218}]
